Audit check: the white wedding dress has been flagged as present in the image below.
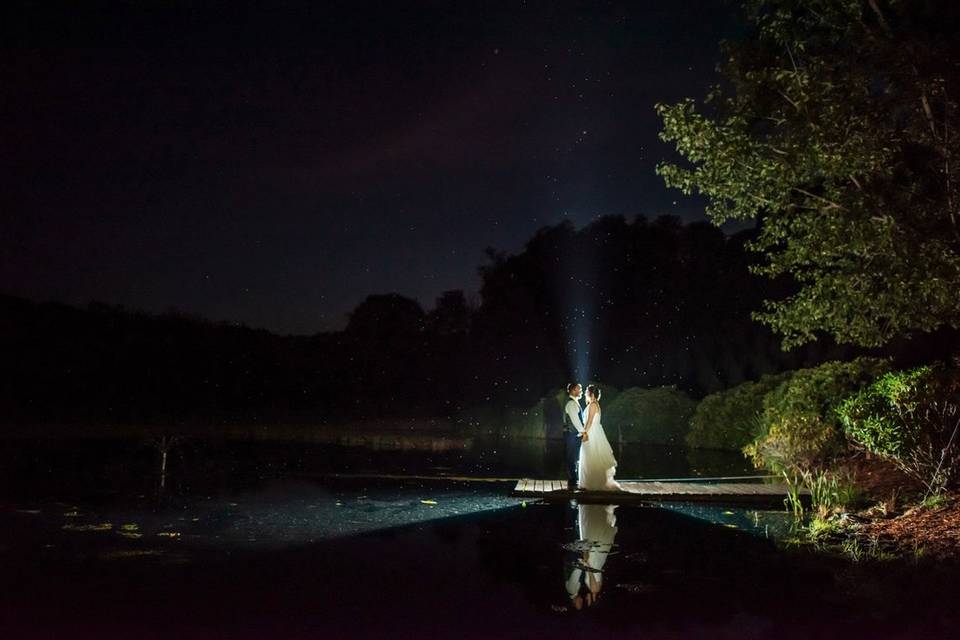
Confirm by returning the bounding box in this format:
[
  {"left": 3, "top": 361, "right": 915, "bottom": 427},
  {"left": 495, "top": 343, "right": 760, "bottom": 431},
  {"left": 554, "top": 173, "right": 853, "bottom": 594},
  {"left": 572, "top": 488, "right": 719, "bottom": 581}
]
[{"left": 578, "top": 404, "right": 620, "bottom": 491}]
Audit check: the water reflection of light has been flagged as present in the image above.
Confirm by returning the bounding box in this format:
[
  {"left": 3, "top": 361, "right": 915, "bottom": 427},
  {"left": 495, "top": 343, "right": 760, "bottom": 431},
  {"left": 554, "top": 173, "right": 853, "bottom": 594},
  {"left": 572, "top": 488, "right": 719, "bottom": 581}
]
[
  {"left": 655, "top": 503, "right": 797, "bottom": 540},
  {"left": 41, "top": 481, "right": 526, "bottom": 552}
]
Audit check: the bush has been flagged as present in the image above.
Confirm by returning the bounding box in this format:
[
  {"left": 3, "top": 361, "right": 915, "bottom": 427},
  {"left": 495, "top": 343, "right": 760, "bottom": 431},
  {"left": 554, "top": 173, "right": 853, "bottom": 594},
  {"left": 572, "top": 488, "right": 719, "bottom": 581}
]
[
  {"left": 686, "top": 371, "right": 795, "bottom": 450},
  {"left": 506, "top": 400, "right": 546, "bottom": 438},
  {"left": 456, "top": 384, "right": 623, "bottom": 440},
  {"left": 744, "top": 357, "right": 891, "bottom": 473},
  {"left": 605, "top": 386, "right": 697, "bottom": 445},
  {"left": 744, "top": 415, "right": 841, "bottom": 474},
  {"left": 837, "top": 367, "right": 932, "bottom": 458},
  {"left": 838, "top": 365, "right": 960, "bottom": 496},
  {"left": 455, "top": 399, "right": 547, "bottom": 438},
  {"left": 593, "top": 384, "right": 621, "bottom": 408}
]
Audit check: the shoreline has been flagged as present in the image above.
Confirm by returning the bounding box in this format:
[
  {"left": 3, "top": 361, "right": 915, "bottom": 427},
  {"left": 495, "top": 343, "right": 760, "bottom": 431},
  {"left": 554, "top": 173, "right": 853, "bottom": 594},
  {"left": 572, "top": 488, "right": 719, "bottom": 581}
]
[
  {"left": 0, "top": 420, "right": 478, "bottom": 450},
  {"left": 798, "top": 458, "right": 960, "bottom": 561}
]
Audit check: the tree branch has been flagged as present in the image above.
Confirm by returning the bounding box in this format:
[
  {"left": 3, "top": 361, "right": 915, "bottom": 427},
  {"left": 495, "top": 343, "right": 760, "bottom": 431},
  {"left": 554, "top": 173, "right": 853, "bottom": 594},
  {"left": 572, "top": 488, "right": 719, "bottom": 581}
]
[
  {"left": 867, "top": 0, "right": 893, "bottom": 36},
  {"left": 791, "top": 187, "right": 848, "bottom": 211}
]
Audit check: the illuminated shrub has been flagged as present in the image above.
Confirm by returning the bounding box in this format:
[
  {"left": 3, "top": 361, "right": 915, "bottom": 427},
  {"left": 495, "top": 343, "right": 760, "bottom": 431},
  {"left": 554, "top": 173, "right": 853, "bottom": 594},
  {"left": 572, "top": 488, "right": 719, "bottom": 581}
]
[
  {"left": 744, "top": 414, "right": 842, "bottom": 474},
  {"left": 838, "top": 365, "right": 960, "bottom": 495},
  {"left": 743, "top": 357, "right": 891, "bottom": 473},
  {"left": 686, "top": 371, "right": 794, "bottom": 450}
]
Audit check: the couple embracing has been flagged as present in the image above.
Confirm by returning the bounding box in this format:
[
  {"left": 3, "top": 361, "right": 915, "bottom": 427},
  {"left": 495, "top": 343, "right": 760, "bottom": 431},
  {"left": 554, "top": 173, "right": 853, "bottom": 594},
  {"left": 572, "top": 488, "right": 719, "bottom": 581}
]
[{"left": 562, "top": 383, "right": 621, "bottom": 491}]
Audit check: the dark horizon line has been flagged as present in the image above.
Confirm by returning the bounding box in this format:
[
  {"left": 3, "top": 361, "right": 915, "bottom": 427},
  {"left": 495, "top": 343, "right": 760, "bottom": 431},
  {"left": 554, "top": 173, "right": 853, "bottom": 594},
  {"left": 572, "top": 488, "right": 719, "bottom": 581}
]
[{"left": 3, "top": 212, "right": 755, "bottom": 338}]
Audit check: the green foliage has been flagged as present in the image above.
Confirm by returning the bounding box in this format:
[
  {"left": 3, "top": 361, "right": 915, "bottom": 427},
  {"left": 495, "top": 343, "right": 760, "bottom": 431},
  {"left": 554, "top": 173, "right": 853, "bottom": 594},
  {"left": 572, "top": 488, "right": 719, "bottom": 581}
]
[
  {"left": 593, "top": 384, "right": 621, "bottom": 409},
  {"left": 806, "top": 468, "right": 863, "bottom": 517},
  {"left": 506, "top": 401, "right": 546, "bottom": 439},
  {"left": 657, "top": 0, "right": 960, "bottom": 348},
  {"left": 838, "top": 365, "right": 960, "bottom": 496},
  {"left": 838, "top": 367, "right": 934, "bottom": 458},
  {"left": 758, "top": 358, "right": 890, "bottom": 431},
  {"left": 747, "top": 415, "right": 842, "bottom": 476},
  {"left": 744, "top": 357, "right": 890, "bottom": 472},
  {"left": 605, "top": 386, "right": 697, "bottom": 445},
  {"left": 552, "top": 388, "right": 571, "bottom": 414},
  {"left": 687, "top": 371, "right": 794, "bottom": 450},
  {"left": 807, "top": 515, "right": 842, "bottom": 541},
  {"left": 781, "top": 470, "right": 806, "bottom": 516},
  {"left": 922, "top": 493, "right": 950, "bottom": 510},
  {"left": 455, "top": 399, "right": 547, "bottom": 438}
]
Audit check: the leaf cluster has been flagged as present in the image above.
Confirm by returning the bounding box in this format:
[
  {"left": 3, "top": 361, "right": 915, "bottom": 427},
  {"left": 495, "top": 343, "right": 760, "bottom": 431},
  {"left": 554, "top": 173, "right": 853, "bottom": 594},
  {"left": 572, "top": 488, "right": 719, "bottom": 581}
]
[{"left": 657, "top": 0, "right": 960, "bottom": 348}]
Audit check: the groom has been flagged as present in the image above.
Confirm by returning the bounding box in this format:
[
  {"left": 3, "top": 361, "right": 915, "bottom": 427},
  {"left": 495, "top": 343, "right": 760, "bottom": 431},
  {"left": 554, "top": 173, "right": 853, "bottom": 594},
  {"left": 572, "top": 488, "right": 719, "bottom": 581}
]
[{"left": 563, "top": 383, "right": 587, "bottom": 489}]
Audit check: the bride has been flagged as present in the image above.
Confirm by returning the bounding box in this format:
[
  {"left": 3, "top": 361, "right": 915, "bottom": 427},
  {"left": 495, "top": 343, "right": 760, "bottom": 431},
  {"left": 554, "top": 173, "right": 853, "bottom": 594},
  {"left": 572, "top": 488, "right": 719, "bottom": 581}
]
[{"left": 578, "top": 384, "right": 621, "bottom": 491}]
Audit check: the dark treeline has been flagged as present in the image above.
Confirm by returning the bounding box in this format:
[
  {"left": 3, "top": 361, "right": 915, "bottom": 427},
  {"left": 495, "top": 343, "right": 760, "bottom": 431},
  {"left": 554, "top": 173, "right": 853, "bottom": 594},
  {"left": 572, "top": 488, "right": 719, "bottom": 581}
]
[{"left": 4, "top": 214, "right": 945, "bottom": 426}]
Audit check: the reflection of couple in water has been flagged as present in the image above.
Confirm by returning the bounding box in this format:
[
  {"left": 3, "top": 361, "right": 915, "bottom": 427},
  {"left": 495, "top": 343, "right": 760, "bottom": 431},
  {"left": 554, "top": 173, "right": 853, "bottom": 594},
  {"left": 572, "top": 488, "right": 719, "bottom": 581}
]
[{"left": 564, "top": 503, "right": 618, "bottom": 610}]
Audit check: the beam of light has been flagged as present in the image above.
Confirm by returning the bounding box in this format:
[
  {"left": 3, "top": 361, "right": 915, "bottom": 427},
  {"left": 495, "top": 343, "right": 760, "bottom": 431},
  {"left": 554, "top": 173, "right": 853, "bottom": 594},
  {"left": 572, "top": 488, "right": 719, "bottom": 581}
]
[
  {"left": 565, "top": 300, "right": 593, "bottom": 385},
  {"left": 557, "top": 227, "right": 600, "bottom": 386}
]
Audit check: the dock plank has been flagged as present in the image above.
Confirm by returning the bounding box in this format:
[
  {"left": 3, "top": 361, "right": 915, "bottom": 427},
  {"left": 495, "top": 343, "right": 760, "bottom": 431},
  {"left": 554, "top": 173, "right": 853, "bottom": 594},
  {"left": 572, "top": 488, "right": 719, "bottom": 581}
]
[{"left": 512, "top": 478, "right": 807, "bottom": 506}]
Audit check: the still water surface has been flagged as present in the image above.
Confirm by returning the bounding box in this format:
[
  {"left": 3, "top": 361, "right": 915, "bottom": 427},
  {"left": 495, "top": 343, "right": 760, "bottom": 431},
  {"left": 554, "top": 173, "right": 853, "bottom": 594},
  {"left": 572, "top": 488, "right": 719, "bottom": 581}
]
[{"left": 1, "top": 435, "right": 956, "bottom": 638}]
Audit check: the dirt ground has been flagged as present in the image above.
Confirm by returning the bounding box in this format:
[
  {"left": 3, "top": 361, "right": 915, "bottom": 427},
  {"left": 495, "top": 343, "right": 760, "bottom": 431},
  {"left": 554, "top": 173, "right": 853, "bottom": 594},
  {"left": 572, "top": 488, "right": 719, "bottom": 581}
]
[{"left": 843, "top": 455, "right": 960, "bottom": 560}]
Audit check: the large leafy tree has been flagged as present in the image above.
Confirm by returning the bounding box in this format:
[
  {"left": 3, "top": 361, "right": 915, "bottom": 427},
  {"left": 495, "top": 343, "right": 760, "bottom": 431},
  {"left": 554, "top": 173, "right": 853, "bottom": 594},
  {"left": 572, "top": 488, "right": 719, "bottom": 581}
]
[{"left": 657, "top": 0, "right": 960, "bottom": 348}]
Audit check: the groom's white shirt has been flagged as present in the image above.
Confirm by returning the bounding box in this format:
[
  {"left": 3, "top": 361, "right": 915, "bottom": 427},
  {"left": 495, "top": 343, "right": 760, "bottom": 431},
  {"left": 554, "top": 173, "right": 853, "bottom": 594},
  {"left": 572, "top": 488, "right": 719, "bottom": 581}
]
[{"left": 566, "top": 396, "right": 585, "bottom": 434}]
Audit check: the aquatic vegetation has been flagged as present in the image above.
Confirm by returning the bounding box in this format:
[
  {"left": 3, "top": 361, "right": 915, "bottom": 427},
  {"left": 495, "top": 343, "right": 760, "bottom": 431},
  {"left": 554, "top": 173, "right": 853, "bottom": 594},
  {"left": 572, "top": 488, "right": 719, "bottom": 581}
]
[
  {"left": 780, "top": 471, "right": 806, "bottom": 516},
  {"left": 101, "top": 549, "right": 164, "bottom": 560},
  {"left": 806, "top": 469, "right": 863, "bottom": 518},
  {"left": 807, "top": 516, "right": 842, "bottom": 544},
  {"left": 63, "top": 522, "right": 113, "bottom": 532},
  {"left": 840, "top": 535, "right": 896, "bottom": 563}
]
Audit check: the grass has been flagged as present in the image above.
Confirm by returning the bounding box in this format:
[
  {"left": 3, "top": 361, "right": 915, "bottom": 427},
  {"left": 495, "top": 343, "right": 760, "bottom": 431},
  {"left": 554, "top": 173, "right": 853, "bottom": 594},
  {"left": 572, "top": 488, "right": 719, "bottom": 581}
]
[{"left": 921, "top": 493, "right": 951, "bottom": 509}]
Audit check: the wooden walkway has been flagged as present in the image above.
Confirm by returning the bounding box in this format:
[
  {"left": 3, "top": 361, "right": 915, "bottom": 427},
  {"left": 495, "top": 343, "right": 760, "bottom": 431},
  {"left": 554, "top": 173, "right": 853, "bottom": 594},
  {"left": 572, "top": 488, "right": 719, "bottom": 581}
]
[{"left": 513, "top": 479, "right": 809, "bottom": 506}]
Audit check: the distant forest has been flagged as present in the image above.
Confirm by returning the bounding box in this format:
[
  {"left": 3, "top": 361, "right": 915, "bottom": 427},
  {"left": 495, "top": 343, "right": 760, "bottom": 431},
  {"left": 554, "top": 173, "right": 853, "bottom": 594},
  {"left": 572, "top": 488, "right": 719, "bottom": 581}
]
[{"left": 2, "top": 215, "right": 949, "bottom": 426}]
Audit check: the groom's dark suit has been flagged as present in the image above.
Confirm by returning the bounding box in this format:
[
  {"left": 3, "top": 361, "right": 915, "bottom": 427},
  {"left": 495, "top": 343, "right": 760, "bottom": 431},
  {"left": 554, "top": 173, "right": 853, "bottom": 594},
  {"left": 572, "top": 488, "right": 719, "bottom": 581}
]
[{"left": 563, "top": 396, "right": 585, "bottom": 488}]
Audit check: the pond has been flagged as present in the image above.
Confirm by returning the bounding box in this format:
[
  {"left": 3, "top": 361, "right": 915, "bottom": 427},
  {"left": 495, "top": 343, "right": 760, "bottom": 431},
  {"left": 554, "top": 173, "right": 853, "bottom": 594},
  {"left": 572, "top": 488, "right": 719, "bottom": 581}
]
[
  {"left": 0, "top": 433, "right": 755, "bottom": 505},
  {"left": 1, "top": 434, "right": 957, "bottom": 638}
]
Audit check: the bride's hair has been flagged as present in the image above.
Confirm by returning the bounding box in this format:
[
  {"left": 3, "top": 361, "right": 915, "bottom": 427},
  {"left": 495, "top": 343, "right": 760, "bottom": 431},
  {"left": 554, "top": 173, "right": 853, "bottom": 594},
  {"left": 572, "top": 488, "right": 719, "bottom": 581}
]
[{"left": 586, "top": 384, "right": 601, "bottom": 402}]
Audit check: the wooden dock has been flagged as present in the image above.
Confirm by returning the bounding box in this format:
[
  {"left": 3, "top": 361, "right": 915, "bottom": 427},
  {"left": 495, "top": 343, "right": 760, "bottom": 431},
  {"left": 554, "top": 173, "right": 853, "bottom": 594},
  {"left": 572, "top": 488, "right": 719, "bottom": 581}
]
[{"left": 513, "top": 479, "right": 809, "bottom": 506}]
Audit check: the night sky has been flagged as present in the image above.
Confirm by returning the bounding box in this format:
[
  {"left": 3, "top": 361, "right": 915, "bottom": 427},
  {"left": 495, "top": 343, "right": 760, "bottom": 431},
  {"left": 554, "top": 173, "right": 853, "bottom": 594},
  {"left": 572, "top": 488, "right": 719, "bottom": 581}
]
[{"left": 2, "top": 1, "right": 740, "bottom": 335}]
